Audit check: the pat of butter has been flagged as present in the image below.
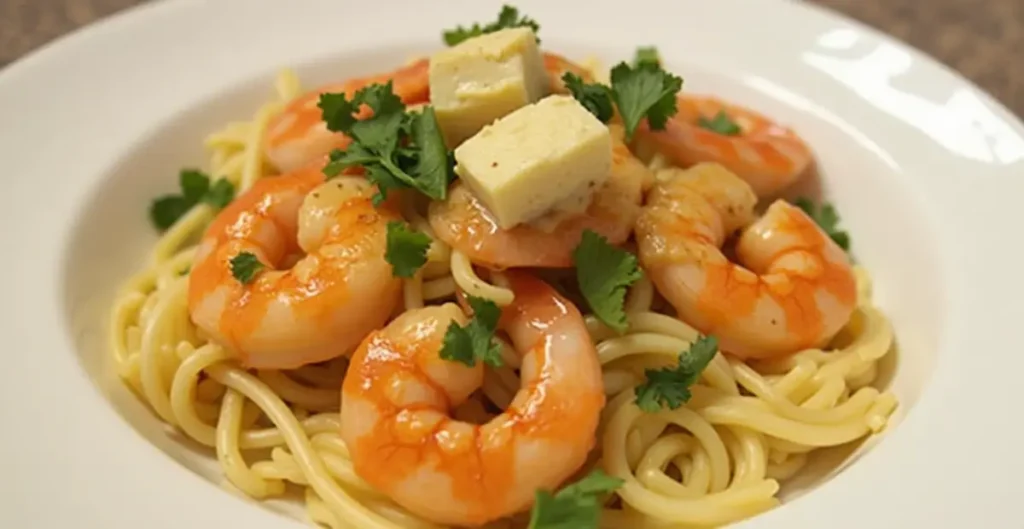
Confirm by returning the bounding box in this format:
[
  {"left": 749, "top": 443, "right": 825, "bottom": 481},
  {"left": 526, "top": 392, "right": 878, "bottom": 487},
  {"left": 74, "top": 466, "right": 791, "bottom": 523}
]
[
  {"left": 429, "top": 27, "right": 547, "bottom": 147},
  {"left": 454, "top": 95, "right": 612, "bottom": 230}
]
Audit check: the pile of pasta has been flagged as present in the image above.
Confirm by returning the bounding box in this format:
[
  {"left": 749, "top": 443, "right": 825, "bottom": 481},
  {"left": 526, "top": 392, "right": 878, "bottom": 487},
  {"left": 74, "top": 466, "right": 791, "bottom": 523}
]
[{"left": 111, "top": 68, "right": 897, "bottom": 529}]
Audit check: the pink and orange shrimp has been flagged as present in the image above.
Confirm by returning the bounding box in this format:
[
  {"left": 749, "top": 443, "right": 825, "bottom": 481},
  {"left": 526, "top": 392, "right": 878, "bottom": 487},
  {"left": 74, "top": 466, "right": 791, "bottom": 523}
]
[
  {"left": 340, "top": 272, "right": 604, "bottom": 526},
  {"left": 428, "top": 135, "right": 649, "bottom": 268},
  {"left": 265, "top": 53, "right": 593, "bottom": 174},
  {"left": 187, "top": 159, "right": 403, "bottom": 369},
  {"left": 635, "top": 95, "right": 813, "bottom": 199},
  {"left": 263, "top": 59, "right": 431, "bottom": 174},
  {"left": 635, "top": 163, "right": 856, "bottom": 359}
]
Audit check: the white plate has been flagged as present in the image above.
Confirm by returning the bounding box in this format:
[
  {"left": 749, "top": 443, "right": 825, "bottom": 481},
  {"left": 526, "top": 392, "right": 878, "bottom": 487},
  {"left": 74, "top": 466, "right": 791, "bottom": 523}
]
[{"left": 1, "top": 0, "right": 1022, "bottom": 527}]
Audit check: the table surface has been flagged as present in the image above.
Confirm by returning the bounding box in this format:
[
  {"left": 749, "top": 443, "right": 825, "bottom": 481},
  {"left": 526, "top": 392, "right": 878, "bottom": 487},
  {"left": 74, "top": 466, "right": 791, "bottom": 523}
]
[{"left": 1, "top": 0, "right": 1021, "bottom": 117}]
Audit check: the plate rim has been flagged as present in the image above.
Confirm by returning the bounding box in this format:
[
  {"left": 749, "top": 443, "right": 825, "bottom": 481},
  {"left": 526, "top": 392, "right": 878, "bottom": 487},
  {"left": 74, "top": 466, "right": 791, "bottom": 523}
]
[{"left": 1, "top": 0, "right": 1022, "bottom": 528}]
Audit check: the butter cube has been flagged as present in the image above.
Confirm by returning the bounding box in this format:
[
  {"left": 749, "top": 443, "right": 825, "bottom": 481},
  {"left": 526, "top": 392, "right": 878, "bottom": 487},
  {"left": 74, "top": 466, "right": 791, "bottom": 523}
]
[
  {"left": 454, "top": 95, "right": 612, "bottom": 229},
  {"left": 430, "top": 27, "right": 548, "bottom": 147}
]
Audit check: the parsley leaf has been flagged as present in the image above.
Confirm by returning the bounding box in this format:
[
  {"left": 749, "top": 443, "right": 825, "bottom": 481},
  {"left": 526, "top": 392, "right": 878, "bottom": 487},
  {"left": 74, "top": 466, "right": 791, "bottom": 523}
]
[
  {"left": 149, "top": 196, "right": 192, "bottom": 232},
  {"left": 320, "top": 82, "right": 452, "bottom": 204},
  {"left": 203, "top": 179, "right": 236, "bottom": 208},
  {"left": 610, "top": 61, "right": 683, "bottom": 141},
  {"left": 633, "top": 46, "right": 661, "bottom": 68},
  {"left": 794, "top": 198, "right": 851, "bottom": 251},
  {"left": 440, "top": 296, "right": 503, "bottom": 368},
  {"left": 698, "top": 110, "right": 742, "bottom": 136},
  {"left": 385, "top": 221, "right": 432, "bottom": 278},
  {"left": 563, "top": 72, "right": 614, "bottom": 123},
  {"left": 149, "top": 169, "right": 236, "bottom": 232},
  {"left": 527, "top": 470, "right": 623, "bottom": 529},
  {"left": 443, "top": 5, "right": 540, "bottom": 46},
  {"left": 180, "top": 169, "right": 210, "bottom": 203},
  {"left": 573, "top": 230, "right": 643, "bottom": 333},
  {"left": 230, "top": 252, "right": 265, "bottom": 285},
  {"left": 634, "top": 335, "right": 718, "bottom": 412}
]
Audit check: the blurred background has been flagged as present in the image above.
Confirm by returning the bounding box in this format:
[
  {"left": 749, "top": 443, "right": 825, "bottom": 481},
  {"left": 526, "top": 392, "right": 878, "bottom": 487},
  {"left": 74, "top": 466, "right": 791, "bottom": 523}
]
[{"left": 1, "top": 0, "right": 1020, "bottom": 116}]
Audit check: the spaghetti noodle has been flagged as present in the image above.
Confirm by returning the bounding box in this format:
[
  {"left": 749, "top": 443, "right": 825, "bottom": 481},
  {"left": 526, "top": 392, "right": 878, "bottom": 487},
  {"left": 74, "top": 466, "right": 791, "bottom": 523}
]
[{"left": 110, "top": 64, "right": 897, "bottom": 529}]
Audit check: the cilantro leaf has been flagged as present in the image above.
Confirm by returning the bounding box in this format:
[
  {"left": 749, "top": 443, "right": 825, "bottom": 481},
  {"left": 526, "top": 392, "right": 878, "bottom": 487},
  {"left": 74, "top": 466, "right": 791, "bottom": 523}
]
[
  {"left": 573, "top": 230, "right": 643, "bottom": 333},
  {"left": 180, "top": 169, "right": 210, "bottom": 203},
  {"left": 633, "top": 46, "right": 661, "bottom": 68},
  {"left": 443, "top": 5, "right": 540, "bottom": 46},
  {"left": 318, "top": 92, "right": 361, "bottom": 134},
  {"left": 634, "top": 335, "right": 718, "bottom": 412},
  {"left": 698, "top": 110, "right": 742, "bottom": 136},
  {"left": 440, "top": 296, "right": 503, "bottom": 368},
  {"left": 230, "top": 252, "right": 265, "bottom": 285},
  {"left": 149, "top": 196, "right": 192, "bottom": 232},
  {"left": 320, "top": 83, "right": 451, "bottom": 204},
  {"left": 527, "top": 470, "right": 623, "bottom": 529},
  {"left": 148, "top": 169, "right": 234, "bottom": 232},
  {"left": 794, "top": 198, "right": 851, "bottom": 251},
  {"left": 203, "top": 179, "right": 236, "bottom": 209},
  {"left": 610, "top": 61, "right": 683, "bottom": 141},
  {"left": 563, "top": 72, "right": 614, "bottom": 123},
  {"left": 385, "top": 221, "right": 432, "bottom": 278},
  {"left": 408, "top": 106, "right": 455, "bottom": 199}
]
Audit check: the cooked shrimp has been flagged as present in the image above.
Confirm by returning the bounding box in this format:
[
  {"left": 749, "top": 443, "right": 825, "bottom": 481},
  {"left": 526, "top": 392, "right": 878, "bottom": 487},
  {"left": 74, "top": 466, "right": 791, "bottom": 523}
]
[
  {"left": 340, "top": 271, "right": 604, "bottom": 526},
  {"left": 265, "top": 53, "right": 589, "bottom": 174},
  {"left": 264, "top": 59, "right": 431, "bottom": 173},
  {"left": 428, "top": 135, "right": 649, "bottom": 268},
  {"left": 188, "top": 161, "right": 403, "bottom": 369},
  {"left": 544, "top": 52, "right": 593, "bottom": 93},
  {"left": 635, "top": 163, "right": 856, "bottom": 358},
  {"left": 635, "top": 95, "right": 813, "bottom": 198}
]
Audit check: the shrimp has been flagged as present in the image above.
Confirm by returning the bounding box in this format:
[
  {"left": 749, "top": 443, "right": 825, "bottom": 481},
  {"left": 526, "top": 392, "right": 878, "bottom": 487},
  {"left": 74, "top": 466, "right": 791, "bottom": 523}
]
[
  {"left": 544, "top": 52, "right": 593, "bottom": 93},
  {"left": 635, "top": 163, "right": 856, "bottom": 359},
  {"left": 427, "top": 135, "right": 649, "bottom": 268},
  {"left": 634, "top": 95, "right": 813, "bottom": 199},
  {"left": 264, "top": 59, "right": 431, "bottom": 173},
  {"left": 187, "top": 160, "right": 403, "bottom": 369},
  {"left": 340, "top": 271, "right": 604, "bottom": 526},
  {"left": 265, "top": 53, "right": 590, "bottom": 174}
]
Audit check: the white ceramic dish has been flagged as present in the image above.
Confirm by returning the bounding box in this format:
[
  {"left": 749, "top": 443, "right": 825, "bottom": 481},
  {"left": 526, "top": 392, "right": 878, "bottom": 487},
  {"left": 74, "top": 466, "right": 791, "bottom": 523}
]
[{"left": 1, "top": 0, "right": 1022, "bottom": 527}]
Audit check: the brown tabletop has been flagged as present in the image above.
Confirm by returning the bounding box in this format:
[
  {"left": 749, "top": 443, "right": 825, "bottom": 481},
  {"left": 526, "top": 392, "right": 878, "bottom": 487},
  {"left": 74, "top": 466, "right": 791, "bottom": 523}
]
[{"left": 1, "top": 0, "right": 1021, "bottom": 117}]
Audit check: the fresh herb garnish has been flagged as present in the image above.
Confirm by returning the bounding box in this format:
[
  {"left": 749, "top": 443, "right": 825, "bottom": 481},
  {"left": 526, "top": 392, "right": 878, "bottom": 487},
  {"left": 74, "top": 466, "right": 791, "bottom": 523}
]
[
  {"left": 697, "top": 110, "right": 742, "bottom": 136},
  {"left": 562, "top": 72, "right": 615, "bottom": 123},
  {"left": 634, "top": 335, "right": 718, "bottom": 412},
  {"left": 149, "top": 169, "right": 236, "bottom": 231},
  {"left": 573, "top": 230, "right": 643, "bottom": 333},
  {"left": 318, "top": 82, "right": 453, "bottom": 205},
  {"left": 229, "top": 252, "right": 265, "bottom": 285},
  {"left": 443, "top": 5, "right": 540, "bottom": 46},
  {"left": 794, "top": 198, "right": 851, "bottom": 251},
  {"left": 610, "top": 60, "right": 683, "bottom": 141},
  {"left": 439, "top": 296, "right": 503, "bottom": 368},
  {"left": 633, "top": 46, "right": 661, "bottom": 68},
  {"left": 385, "top": 221, "right": 432, "bottom": 278},
  {"left": 527, "top": 469, "right": 624, "bottom": 529}
]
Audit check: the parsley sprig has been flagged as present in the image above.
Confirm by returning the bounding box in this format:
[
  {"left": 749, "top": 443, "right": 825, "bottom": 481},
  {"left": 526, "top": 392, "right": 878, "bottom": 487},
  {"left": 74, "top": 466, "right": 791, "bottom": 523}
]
[
  {"left": 385, "top": 221, "right": 431, "bottom": 278},
  {"left": 527, "top": 470, "right": 624, "bottom": 529},
  {"left": 443, "top": 5, "right": 540, "bottom": 46},
  {"left": 633, "top": 46, "right": 661, "bottom": 68},
  {"left": 635, "top": 335, "right": 718, "bottom": 412},
  {"left": 562, "top": 47, "right": 683, "bottom": 141},
  {"left": 563, "top": 73, "right": 615, "bottom": 123},
  {"left": 698, "top": 110, "right": 742, "bottom": 136},
  {"left": 318, "top": 83, "right": 452, "bottom": 205},
  {"left": 440, "top": 296, "right": 503, "bottom": 368},
  {"left": 230, "top": 252, "right": 265, "bottom": 285},
  {"left": 149, "top": 169, "right": 235, "bottom": 231},
  {"left": 794, "top": 198, "right": 851, "bottom": 251},
  {"left": 573, "top": 230, "right": 643, "bottom": 333}
]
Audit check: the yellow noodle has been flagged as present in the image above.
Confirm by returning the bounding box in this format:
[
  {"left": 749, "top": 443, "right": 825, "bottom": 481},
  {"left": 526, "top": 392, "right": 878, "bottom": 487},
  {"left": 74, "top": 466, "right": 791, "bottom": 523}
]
[{"left": 109, "top": 70, "right": 899, "bottom": 529}]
